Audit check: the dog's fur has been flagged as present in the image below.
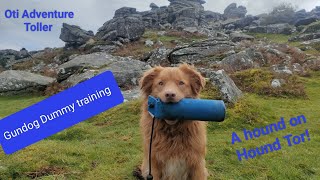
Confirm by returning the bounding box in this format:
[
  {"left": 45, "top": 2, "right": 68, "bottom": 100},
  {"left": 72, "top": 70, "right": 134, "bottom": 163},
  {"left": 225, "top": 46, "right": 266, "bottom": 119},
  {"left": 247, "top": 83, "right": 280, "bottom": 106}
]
[{"left": 139, "top": 64, "right": 208, "bottom": 180}]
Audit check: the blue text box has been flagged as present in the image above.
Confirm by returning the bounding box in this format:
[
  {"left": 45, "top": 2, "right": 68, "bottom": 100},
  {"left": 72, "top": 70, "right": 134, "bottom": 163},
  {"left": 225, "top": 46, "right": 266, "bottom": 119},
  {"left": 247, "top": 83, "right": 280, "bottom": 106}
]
[{"left": 0, "top": 71, "right": 124, "bottom": 154}]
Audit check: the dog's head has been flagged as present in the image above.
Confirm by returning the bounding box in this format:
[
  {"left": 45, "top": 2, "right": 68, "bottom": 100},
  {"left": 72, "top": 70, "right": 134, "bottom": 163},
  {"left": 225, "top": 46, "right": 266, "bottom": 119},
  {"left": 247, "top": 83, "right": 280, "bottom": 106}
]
[{"left": 140, "top": 64, "right": 205, "bottom": 103}]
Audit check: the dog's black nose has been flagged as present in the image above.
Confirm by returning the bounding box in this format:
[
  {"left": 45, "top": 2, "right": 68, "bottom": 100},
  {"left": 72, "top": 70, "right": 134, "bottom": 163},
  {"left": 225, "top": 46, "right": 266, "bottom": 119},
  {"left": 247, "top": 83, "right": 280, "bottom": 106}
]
[{"left": 165, "top": 92, "right": 176, "bottom": 98}]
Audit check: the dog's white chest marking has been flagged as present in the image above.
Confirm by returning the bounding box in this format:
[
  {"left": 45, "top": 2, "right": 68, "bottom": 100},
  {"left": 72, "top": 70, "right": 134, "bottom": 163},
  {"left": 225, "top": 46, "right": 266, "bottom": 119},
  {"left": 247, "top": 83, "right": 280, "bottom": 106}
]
[{"left": 163, "top": 158, "right": 188, "bottom": 180}]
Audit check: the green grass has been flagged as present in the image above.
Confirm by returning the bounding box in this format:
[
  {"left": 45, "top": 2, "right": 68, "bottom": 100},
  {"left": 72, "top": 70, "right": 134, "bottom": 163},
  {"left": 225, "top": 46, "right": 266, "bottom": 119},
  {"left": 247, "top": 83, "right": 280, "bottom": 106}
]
[
  {"left": 0, "top": 73, "right": 320, "bottom": 179},
  {"left": 248, "top": 33, "right": 301, "bottom": 47},
  {"left": 248, "top": 33, "right": 293, "bottom": 44},
  {"left": 143, "top": 30, "right": 208, "bottom": 49}
]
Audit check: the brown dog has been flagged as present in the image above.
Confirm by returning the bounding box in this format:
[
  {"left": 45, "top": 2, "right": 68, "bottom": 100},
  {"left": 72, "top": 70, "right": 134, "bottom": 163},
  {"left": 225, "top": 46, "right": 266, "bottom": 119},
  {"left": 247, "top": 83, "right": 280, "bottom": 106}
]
[{"left": 139, "top": 64, "right": 208, "bottom": 180}]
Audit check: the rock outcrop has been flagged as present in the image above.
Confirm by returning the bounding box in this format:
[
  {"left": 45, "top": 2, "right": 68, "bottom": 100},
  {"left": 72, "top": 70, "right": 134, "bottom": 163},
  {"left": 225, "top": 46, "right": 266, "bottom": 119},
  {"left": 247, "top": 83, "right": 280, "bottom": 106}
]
[
  {"left": 139, "top": 0, "right": 210, "bottom": 29},
  {"left": 140, "top": 6, "right": 170, "bottom": 29},
  {"left": 203, "top": 11, "right": 224, "bottom": 22},
  {"left": 58, "top": 52, "right": 150, "bottom": 88},
  {"left": 204, "top": 69, "right": 243, "bottom": 104},
  {"left": 301, "top": 21, "right": 320, "bottom": 34},
  {"left": 293, "top": 8, "right": 319, "bottom": 26},
  {"left": 0, "top": 49, "right": 30, "bottom": 69},
  {"left": 230, "top": 32, "right": 254, "bottom": 42},
  {"left": 223, "top": 15, "right": 258, "bottom": 30},
  {"left": 310, "top": 6, "right": 320, "bottom": 18},
  {"left": 271, "top": 79, "right": 282, "bottom": 88},
  {"left": 248, "top": 23, "right": 295, "bottom": 35},
  {"left": 0, "top": 70, "right": 55, "bottom": 95},
  {"left": 168, "top": 38, "right": 235, "bottom": 64},
  {"left": 289, "top": 32, "right": 320, "bottom": 42},
  {"left": 167, "top": 0, "right": 206, "bottom": 28},
  {"left": 271, "top": 64, "right": 293, "bottom": 75},
  {"left": 59, "top": 23, "right": 94, "bottom": 48},
  {"left": 221, "top": 48, "right": 265, "bottom": 72},
  {"left": 300, "top": 39, "right": 320, "bottom": 48},
  {"left": 146, "top": 47, "right": 171, "bottom": 66},
  {"left": 96, "top": 7, "right": 145, "bottom": 41},
  {"left": 293, "top": 9, "right": 309, "bottom": 25},
  {"left": 294, "top": 17, "right": 318, "bottom": 27},
  {"left": 122, "top": 88, "right": 140, "bottom": 101},
  {"left": 223, "top": 3, "right": 247, "bottom": 19},
  {"left": 150, "top": 3, "right": 159, "bottom": 10}
]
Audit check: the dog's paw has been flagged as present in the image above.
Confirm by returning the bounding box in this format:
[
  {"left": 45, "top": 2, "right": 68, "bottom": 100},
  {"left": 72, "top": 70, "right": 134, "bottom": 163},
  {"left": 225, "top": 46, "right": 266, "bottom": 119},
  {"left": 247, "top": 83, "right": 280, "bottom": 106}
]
[{"left": 132, "top": 166, "right": 144, "bottom": 180}]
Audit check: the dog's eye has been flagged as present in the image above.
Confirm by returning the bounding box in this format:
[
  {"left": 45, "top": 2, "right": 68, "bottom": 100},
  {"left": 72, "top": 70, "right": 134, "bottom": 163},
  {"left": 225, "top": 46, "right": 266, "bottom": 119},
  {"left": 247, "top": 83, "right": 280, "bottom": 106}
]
[
  {"left": 179, "top": 81, "right": 185, "bottom": 85},
  {"left": 158, "top": 81, "right": 164, "bottom": 86}
]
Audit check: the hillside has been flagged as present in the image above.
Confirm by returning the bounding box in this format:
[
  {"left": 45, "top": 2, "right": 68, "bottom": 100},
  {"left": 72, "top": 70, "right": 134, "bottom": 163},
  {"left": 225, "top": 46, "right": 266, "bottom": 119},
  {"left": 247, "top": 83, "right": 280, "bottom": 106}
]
[
  {"left": 0, "top": 71, "right": 319, "bottom": 179},
  {"left": 0, "top": 0, "right": 320, "bottom": 179}
]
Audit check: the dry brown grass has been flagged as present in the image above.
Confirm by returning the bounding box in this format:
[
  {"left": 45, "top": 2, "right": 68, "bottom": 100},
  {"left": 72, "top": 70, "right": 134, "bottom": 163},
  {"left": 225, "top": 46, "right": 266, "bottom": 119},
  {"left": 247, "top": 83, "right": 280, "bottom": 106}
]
[
  {"left": 299, "top": 70, "right": 313, "bottom": 77},
  {"left": 11, "top": 59, "right": 35, "bottom": 70},
  {"left": 306, "top": 59, "right": 320, "bottom": 71},
  {"left": 44, "top": 82, "right": 70, "bottom": 96},
  {"left": 25, "top": 166, "right": 67, "bottom": 179},
  {"left": 112, "top": 41, "right": 153, "bottom": 59},
  {"left": 276, "top": 45, "right": 306, "bottom": 64},
  {"left": 39, "top": 50, "right": 61, "bottom": 64},
  {"left": 12, "top": 49, "right": 63, "bottom": 70},
  {"left": 40, "top": 67, "right": 58, "bottom": 78},
  {"left": 258, "top": 47, "right": 286, "bottom": 65}
]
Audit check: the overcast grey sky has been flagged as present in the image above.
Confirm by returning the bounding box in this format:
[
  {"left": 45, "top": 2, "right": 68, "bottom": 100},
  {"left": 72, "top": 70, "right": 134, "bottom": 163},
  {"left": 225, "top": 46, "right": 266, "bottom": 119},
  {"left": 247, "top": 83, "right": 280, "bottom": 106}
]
[{"left": 0, "top": 0, "right": 319, "bottom": 51}]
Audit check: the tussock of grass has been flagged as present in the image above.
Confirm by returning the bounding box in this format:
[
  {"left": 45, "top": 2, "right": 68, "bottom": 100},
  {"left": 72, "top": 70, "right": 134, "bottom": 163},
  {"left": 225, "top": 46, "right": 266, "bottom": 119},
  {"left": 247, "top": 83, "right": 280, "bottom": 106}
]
[
  {"left": 45, "top": 82, "right": 70, "bottom": 96},
  {"left": 200, "top": 82, "right": 221, "bottom": 100},
  {"left": 231, "top": 69, "right": 307, "bottom": 98}
]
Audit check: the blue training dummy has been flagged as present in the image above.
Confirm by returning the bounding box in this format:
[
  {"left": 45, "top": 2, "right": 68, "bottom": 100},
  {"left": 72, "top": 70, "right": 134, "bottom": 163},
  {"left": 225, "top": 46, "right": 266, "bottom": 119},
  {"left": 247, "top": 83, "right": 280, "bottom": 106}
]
[{"left": 148, "top": 95, "right": 225, "bottom": 122}]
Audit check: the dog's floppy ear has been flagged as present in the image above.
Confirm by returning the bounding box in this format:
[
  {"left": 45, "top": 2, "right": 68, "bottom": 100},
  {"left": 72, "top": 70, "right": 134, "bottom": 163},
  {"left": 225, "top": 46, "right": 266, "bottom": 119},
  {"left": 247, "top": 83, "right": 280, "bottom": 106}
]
[
  {"left": 179, "top": 63, "right": 205, "bottom": 95},
  {"left": 140, "top": 66, "right": 163, "bottom": 97}
]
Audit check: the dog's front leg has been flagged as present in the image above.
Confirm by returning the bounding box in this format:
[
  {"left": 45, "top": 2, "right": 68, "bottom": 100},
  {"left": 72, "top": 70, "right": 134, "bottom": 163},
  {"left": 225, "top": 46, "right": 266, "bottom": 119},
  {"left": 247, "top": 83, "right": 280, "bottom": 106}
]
[
  {"left": 188, "top": 159, "right": 208, "bottom": 180},
  {"left": 141, "top": 158, "right": 162, "bottom": 180}
]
